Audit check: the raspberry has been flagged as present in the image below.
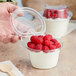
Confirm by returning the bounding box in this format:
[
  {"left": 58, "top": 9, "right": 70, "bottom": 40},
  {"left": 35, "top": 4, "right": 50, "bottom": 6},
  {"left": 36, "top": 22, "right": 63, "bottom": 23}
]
[
  {"left": 43, "top": 40, "right": 50, "bottom": 46},
  {"left": 49, "top": 45, "right": 56, "bottom": 50},
  {"left": 52, "top": 13, "right": 58, "bottom": 19},
  {"left": 35, "top": 44, "right": 43, "bottom": 50},
  {"left": 44, "top": 35, "right": 52, "bottom": 41},
  {"left": 43, "top": 9, "right": 52, "bottom": 18},
  {"left": 28, "top": 43, "right": 35, "bottom": 49},
  {"left": 49, "top": 41, "right": 54, "bottom": 45},
  {"left": 30, "top": 35, "right": 43, "bottom": 44},
  {"left": 35, "top": 37, "right": 43, "bottom": 44},
  {"left": 30, "top": 36, "right": 37, "bottom": 42},
  {"left": 46, "top": 12, "right": 52, "bottom": 18},
  {"left": 51, "top": 39, "right": 58, "bottom": 44},
  {"left": 53, "top": 10, "right": 58, "bottom": 14},
  {"left": 43, "top": 46, "right": 49, "bottom": 53},
  {"left": 38, "top": 35, "right": 44, "bottom": 39},
  {"left": 47, "top": 34, "right": 53, "bottom": 39},
  {"left": 56, "top": 43, "right": 61, "bottom": 48},
  {"left": 27, "top": 42, "right": 32, "bottom": 47}
]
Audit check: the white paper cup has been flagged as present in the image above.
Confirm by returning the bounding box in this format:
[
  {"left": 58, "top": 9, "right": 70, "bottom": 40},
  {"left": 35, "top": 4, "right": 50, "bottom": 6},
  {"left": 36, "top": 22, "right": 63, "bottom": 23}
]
[{"left": 29, "top": 48, "right": 60, "bottom": 69}]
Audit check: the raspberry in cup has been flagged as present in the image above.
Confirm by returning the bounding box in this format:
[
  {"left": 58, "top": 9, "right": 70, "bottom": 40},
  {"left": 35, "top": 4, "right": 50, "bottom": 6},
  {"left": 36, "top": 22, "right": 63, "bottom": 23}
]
[
  {"left": 27, "top": 34, "right": 62, "bottom": 69},
  {"left": 43, "top": 5, "right": 73, "bottom": 38}
]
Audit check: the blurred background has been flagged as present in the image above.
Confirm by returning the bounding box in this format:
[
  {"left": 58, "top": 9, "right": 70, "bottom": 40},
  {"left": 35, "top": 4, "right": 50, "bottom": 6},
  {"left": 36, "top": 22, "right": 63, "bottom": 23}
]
[
  {"left": 0, "top": 0, "right": 76, "bottom": 19},
  {"left": 21, "top": 0, "right": 76, "bottom": 19}
]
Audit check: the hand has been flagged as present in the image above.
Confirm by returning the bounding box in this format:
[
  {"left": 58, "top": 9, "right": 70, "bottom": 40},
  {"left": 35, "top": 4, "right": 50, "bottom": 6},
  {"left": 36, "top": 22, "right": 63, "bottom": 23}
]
[{"left": 0, "top": 3, "right": 23, "bottom": 44}]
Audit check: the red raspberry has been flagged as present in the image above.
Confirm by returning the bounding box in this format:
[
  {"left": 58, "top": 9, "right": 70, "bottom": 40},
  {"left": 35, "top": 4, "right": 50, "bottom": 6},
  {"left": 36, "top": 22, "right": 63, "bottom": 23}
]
[
  {"left": 52, "top": 13, "right": 58, "bottom": 19},
  {"left": 49, "top": 45, "right": 56, "bottom": 50},
  {"left": 38, "top": 35, "right": 44, "bottom": 39},
  {"left": 54, "top": 42, "right": 58, "bottom": 47},
  {"left": 30, "top": 36, "right": 37, "bottom": 42},
  {"left": 44, "top": 34, "right": 52, "bottom": 41},
  {"left": 43, "top": 46, "right": 49, "bottom": 53},
  {"left": 35, "top": 37, "right": 43, "bottom": 44},
  {"left": 49, "top": 41, "right": 54, "bottom": 45},
  {"left": 27, "top": 42, "right": 32, "bottom": 47},
  {"left": 47, "top": 34, "right": 53, "bottom": 39},
  {"left": 35, "top": 44, "right": 43, "bottom": 50},
  {"left": 51, "top": 39, "right": 58, "bottom": 44},
  {"left": 43, "top": 40, "right": 50, "bottom": 46},
  {"left": 53, "top": 10, "right": 58, "bottom": 14},
  {"left": 43, "top": 9, "right": 52, "bottom": 18},
  {"left": 46, "top": 11, "right": 52, "bottom": 18},
  {"left": 28, "top": 43, "right": 35, "bottom": 49},
  {"left": 56, "top": 43, "right": 61, "bottom": 48}
]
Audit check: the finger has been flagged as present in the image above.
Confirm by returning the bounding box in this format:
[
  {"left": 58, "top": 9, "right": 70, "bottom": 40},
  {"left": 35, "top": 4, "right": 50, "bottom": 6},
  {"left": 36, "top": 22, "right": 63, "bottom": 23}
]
[
  {"left": 0, "top": 31, "right": 6, "bottom": 42},
  {"left": 2, "top": 32, "right": 14, "bottom": 44},
  {"left": 1, "top": 28, "right": 13, "bottom": 43},
  {"left": 7, "top": 3, "right": 24, "bottom": 16},
  {"left": 0, "top": 34, "right": 3, "bottom": 42},
  {"left": 11, "top": 35, "right": 19, "bottom": 43},
  {"left": 7, "top": 3, "right": 18, "bottom": 13},
  {"left": 7, "top": 34, "right": 14, "bottom": 43},
  {"left": 13, "top": 8, "right": 24, "bottom": 17},
  {"left": 8, "top": 30, "right": 18, "bottom": 43},
  {"left": 2, "top": 30, "right": 14, "bottom": 44},
  {"left": 1, "top": 34, "right": 9, "bottom": 44},
  {"left": 2, "top": 38, "right": 9, "bottom": 44}
]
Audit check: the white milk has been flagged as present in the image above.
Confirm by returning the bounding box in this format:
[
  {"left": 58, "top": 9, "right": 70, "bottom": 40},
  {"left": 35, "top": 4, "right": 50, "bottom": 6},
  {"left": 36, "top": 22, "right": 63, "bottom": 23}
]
[
  {"left": 45, "top": 18, "right": 69, "bottom": 38},
  {"left": 29, "top": 49, "right": 60, "bottom": 69}
]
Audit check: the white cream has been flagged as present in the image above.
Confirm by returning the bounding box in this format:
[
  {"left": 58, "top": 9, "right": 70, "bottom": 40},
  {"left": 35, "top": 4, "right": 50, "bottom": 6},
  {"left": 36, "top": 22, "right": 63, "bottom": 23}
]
[
  {"left": 29, "top": 49, "right": 60, "bottom": 69},
  {"left": 45, "top": 18, "right": 70, "bottom": 38}
]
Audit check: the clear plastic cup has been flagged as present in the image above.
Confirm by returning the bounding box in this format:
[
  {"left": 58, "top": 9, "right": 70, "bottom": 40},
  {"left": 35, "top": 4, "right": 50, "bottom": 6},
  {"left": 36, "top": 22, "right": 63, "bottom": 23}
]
[
  {"left": 45, "top": 18, "right": 70, "bottom": 38},
  {"left": 41, "top": 5, "right": 73, "bottom": 38},
  {"left": 29, "top": 48, "right": 61, "bottom": 69},
  {"left": 26, "top": 38, "right": 62, "bottom": 69}
]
